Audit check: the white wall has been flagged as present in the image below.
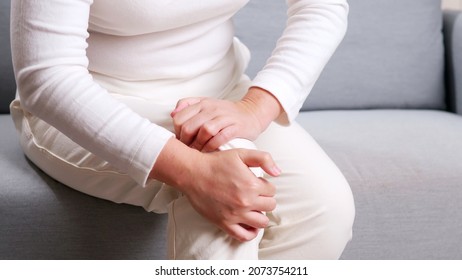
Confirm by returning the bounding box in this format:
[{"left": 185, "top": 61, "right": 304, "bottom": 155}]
[{"left": 443, "top": 0, "right": 462, "bottom": 10}]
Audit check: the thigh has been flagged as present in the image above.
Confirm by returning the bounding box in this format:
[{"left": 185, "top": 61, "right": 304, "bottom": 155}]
[{"left": 254, "top": 122, "right": 355, "bottom": 259}]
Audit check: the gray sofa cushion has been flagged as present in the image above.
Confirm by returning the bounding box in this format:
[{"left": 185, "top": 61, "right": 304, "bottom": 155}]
[
  {"left": 0, "top": 0, "right": 15, "bottom": 114},
  {"left": 297, "top": 109, "right": 462, "bottom": 259},
  {"left": 304, "top": 0, "right": 446, "bottom": 111},
  {"left": 0, "top": 115, "right": 168, "bottom": 259}
]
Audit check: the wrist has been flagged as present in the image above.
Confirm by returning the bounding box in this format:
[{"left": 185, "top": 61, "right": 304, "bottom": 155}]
[
  {"left": 239, "top": 87, "right": 283, "bottom": 132},
  {"left": 149, "top": 137, "right": 202, "bottom": 193}
]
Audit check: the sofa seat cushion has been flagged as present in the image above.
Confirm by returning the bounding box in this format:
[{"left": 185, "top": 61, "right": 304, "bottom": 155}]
[
  {"left": 0, "top": 115, "right": 168, "bottom": 260},
  {"left": 297, "top": 109, "right": 462, "bottom": 259}
]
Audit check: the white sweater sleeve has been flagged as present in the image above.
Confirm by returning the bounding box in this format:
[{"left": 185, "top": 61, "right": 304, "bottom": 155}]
[
  {"left": 11, "top": 0, "right": 174, "bottom": 187},
  {"left": 251, "top": 0, "right": 349, "bottom": 124}
]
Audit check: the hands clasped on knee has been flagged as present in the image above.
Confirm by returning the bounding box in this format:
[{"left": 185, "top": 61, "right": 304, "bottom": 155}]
[{"left": 152, "top": 94, "right": 282, "bottom": 242}]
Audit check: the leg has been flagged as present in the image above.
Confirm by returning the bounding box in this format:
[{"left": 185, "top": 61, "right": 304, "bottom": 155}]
[{"left": 255, "top": 122, "right": 355, "bottom": 259}]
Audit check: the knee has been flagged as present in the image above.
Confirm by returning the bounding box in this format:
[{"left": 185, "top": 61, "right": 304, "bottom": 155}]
[
  {"left": 267, "top": 175, "right": 355, "bottom": 260},
  {"left": 290, "top": 169, "right": 355, "bottom": 259},
  {"left": 314, "top": 176, "right": 355, "bottom": 259}
]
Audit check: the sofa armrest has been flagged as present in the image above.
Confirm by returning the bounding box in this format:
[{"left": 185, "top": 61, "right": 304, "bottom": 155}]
[{"left": 444, "top": 10, "right": 462, "bottom": 115}]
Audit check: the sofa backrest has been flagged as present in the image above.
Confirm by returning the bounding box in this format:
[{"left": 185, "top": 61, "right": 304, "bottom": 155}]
[
  {"left": 235, "top": 0, "right": 447, "bottom": 111},
  {"left": 0, "top": 0, "right": 15, "bottom": 114},
  {"left": 304, "top": 0, "right": 446, "bottom": 111}
]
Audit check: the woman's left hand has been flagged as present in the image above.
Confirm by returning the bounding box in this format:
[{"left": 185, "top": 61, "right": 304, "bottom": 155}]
[{"left": 171, "top": 87, "right": 282, "bottom": 152}]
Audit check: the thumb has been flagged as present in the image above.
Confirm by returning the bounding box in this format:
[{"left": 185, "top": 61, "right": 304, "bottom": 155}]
[{"left": 238, "top": 149, "right": 282, "bottom": 177}]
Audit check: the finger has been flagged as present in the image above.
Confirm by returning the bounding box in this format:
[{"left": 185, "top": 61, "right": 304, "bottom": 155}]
[
  {"left": 202, "top": 125, "right": 237, "bottom": 152},
  {"left": 238, "top": 149, "right": 282, "bottom": 177},
  {"left": 179, "top": 110, "right": 218, "bottom": 147},
  {"left": 193, "top": 118, "right": 234, "bottom": 152},
  {"left": 240, "top": 211, "right": 270, "bottom": 229},
  {"left": 253, "top": 195, "right": 277, "bottom": 212},
  {"left": 171, "top": 97, "right": 204, "bottom": 117},
  {"left": 255, "top": 177, "right": 277, "bottom": 197},
  {"left": 226, "top": 223, "right": 260, "bottom": 242},
  {"left": 172, "top": 103, "right": 202, "bottom": 141},
  {"left": 190, "top": 118, "right": 224, "bottom": 151}
]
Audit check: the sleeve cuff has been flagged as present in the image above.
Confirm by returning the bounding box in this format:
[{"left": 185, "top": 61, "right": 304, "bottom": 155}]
[
  {"left": 127, "top": 126, "right": 175, "bottom": 187},
  {"left": 251, "top": 72, "right": 308, "bottom": 125}
]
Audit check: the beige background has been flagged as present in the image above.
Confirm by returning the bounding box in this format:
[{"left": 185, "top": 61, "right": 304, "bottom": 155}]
[{"left": 443, "top": 0, "right": 462, "bottom": 9}]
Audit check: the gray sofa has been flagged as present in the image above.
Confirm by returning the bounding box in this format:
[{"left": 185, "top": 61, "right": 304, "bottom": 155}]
[{"left": 1, "top": 0, "right": 461, "bottom": 259}]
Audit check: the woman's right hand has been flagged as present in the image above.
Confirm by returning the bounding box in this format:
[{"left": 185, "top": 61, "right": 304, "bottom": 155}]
[{"left": 150, "top": 138, "right": 280, "bottom": 242}]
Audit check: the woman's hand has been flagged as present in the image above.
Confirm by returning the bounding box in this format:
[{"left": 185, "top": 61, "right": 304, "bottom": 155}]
[
  {"left": 171, "top": 87, "right": 283, "bottom": 152},
  {"left": 150, "top": 138, "right": 281, "bottom": 242}
]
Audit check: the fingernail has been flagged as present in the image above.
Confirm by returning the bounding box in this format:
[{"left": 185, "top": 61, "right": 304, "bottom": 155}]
[{"left": 272, "top": 165, "right": 282, "bottom": 176}]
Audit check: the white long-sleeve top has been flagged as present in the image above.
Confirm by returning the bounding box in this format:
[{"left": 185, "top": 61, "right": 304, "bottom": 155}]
[{"left": 11, "top": 0, "right": 348, "bottom": 187}]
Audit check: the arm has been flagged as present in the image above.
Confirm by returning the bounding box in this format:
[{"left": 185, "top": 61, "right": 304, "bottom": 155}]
[
  {"left": 251, "top": 0, "right": 349, "bottom": 124},
  {"left": 172, "top": 0, "right": 349, "bottom": 150},
  {"left": 11, "top": 0, "right": 173, "bottom": 186}
]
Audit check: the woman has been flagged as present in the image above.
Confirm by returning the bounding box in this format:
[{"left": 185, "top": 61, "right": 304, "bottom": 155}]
[{"left": 10, "top": 0, "right": 355, "bottom": 259}]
